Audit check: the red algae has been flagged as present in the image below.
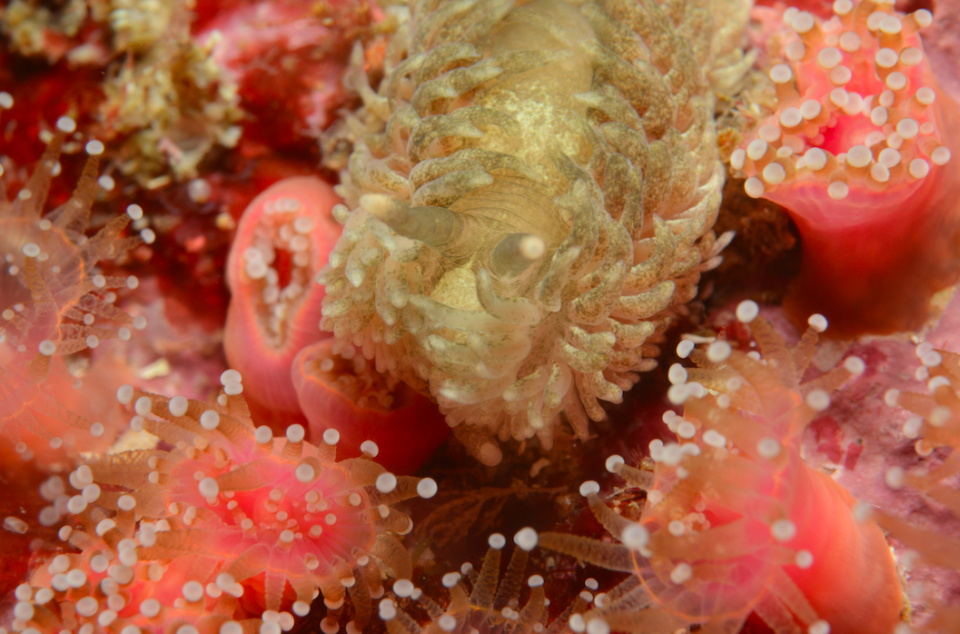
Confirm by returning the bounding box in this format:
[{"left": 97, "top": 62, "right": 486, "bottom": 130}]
[
  {"left": 197, "top": 0, "right": 374, "bottom": 155},
  {"left": 292, "top": 340, "right": 450, "bottom": 475},
  {"left": 732, "top": 0, "right": 960, "bottom": 337},
  {"left": 538, "top": 306, "right": 901, "bottom": 633},
  {"left": 0, "top": 115, "right": 144, "bottom": 459},
  {"left": 223, "top": 176, "right": 342, "bottom": 418}
]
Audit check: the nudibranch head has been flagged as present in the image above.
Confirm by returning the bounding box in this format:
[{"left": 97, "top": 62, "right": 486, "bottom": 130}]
[
  {"left": 224, "top": 177, "right": 342, "bottom": 417},
  {"left": 539, "top": 304, "right": 902, "bottom": 633},
  {"left": 318, "top": 0, "right": 735, "bottom": 464},
  {"left": 0, "top": 113, "right": 145, "bottom": 458},
  {"left": 7, "top": 371, "right": 438, "bottom": 634},
  {"left": 291, "top": 339, "right": 450, "bottom": 475},
  {"left": 731, "top": 0, "right": 960, "bottom": 336}
]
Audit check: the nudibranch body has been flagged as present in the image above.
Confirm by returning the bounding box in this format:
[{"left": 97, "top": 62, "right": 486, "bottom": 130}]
[
  {"left": 224, "top": 177, "right": 342, "bottom": 418},
  {"left": 538, "top": 307, "right": 902, "bottom": 633},
  {"left": 319, "top": 0, "right": 737, "bottom": 465},
  {"left": 0, "top": 113, "right": 146, "bottom": 458},
  {"left": 6, "top": 371, "right": 438, "bottom": 634},
  {"left": 732, "top": 0, "right": 960, "bottom": 337}
]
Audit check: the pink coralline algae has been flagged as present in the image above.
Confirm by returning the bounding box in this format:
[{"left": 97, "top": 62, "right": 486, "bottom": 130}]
[{"left": 732, "top": 0, "right": 960, "bottom": 337}]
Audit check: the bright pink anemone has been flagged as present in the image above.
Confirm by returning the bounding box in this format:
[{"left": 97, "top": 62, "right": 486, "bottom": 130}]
[
  {"left": 224, "top": 177, "right": 341, "bottom": 418},
  {"left": 1, "top": 126, "right": 141, "bottom": 460},
  {"left": 292, "top": 339, "right": 450, "bottom": 474},
  {"left": 733, "top": 0, "right": 960, "bottom": 337},
  {"left": 8, "top": 374, "right": 436, "bottom": 634}
]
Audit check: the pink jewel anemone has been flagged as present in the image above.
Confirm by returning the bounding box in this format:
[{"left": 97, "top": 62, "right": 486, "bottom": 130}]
[
  {"left": 292, "top": 339, "right": 450, "bottom": 475},
  {"left": 731, "top": 0, "right": 960, "bottom": 337},
  {"left": 224, "top": 177, "right": 342, "bottom": 419},
  {"left": 539, "top": 306, "right": 902, "bottom": 633},
  {"left": 8, "top": 369, "right": 438, "bottom": 634},
  {"left": 1, "top": 116, "right": 145, "bottom": 459}
]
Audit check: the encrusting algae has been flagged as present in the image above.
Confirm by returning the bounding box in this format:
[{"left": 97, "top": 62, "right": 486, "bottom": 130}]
[{"left": 874, "top": 346, "right": 960, "bottom": 632}]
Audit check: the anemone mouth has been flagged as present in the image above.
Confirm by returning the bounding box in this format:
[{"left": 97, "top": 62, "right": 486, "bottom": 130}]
[
  {"left": 732, "top": 2, "right": 950, "bottom": 209},
  {"left": 235, "top": 200, "right": 320, "bottom": 349},
  {"left": 227, "top": 177, "right": 337, "bottom": 350},
  {"left": 298, "top": 341, "right": 414, "bottom": 413}
]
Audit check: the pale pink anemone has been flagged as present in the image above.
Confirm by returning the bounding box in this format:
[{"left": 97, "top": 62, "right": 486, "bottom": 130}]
[{"left": 1, "top": 118, "right": 144, "bottom": 461}]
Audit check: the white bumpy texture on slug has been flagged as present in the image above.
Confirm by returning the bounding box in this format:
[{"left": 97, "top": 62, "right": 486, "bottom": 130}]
[{"left": 319, "top": 0, "right": 733, "bottom": 465}]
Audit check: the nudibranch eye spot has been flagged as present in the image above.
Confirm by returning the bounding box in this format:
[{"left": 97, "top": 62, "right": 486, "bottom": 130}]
[
  {"left": 731, "top": 0, "right": 960, "bottom": 337},
  {"left": 318, "top": 0, "right": 737, "bottom": 464},
  {"left": 12, "top": 378, "right": 427, "bottom": 634},
  {"left": 224, "top": 176, "right": 343, "bottom": 417},
  {"left": 538, "top": 315, "right": 902, "bottom": 633},
  {"left": 1, "top": 112, "right": 143, "bottom": 458}
]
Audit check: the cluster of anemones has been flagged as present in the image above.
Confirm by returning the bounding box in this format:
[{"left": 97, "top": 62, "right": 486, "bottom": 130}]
[
  {"left": 535, "top": 303, "right": 902, "bottom": 634},
  {"left": 6, "top": 371, "right": 438, "bottom": 634}
]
